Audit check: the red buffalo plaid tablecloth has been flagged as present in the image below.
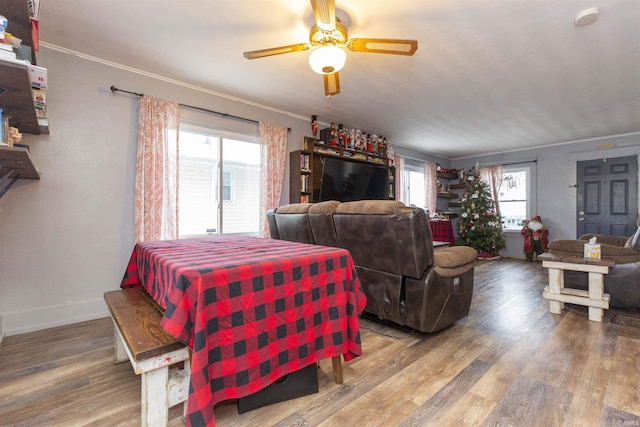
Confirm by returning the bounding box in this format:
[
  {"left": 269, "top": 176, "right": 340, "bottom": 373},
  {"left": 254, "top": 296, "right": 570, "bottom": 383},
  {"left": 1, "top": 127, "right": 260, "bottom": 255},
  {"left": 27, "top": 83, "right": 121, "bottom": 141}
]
[
  {"left": 429, "top": 219, "right": 456, "bottom": 246},
  {"left": 120, "top": 236, "right": 366, "bottom": 427}
]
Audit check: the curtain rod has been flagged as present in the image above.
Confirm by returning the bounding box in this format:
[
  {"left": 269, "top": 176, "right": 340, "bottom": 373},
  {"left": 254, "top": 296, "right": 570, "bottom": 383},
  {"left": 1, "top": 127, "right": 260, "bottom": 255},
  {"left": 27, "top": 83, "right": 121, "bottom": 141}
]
[
  {"left": 110, "top": 85, "right": 263, "bottom": 127},
  {"left": 500, "top": 159, "right": 537, "bottom": 167},
  {"left": 476, "top": 159, "right": 537, "bottom": 168}
]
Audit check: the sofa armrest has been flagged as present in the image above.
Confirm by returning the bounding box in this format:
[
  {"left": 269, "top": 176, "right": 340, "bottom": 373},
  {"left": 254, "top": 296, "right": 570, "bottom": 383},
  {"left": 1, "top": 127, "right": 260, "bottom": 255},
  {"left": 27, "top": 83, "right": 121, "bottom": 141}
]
[
  {"left": 433, "top": 246, "right": 477, "bottom": 277},
  {"left": 578, "top": 234, "right": 629, "bottom": 247},
  {"left": 549, "top": 239, "right": 640, "bottom": 263}
]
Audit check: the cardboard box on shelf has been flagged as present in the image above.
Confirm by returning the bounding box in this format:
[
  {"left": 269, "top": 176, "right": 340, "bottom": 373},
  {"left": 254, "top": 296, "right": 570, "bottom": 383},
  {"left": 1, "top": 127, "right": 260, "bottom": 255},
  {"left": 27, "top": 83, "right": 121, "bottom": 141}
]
[
  {"left": 0, "top": 48, "right": 16, "bottom": 61},
  {"left": 14, "top": 44, "right": 31, "bottom": 61},
  {"left": 27, "top": 64, "right": 47, "bottom": 89},
  {"left": 33, "top": 88, "right": 46, "bottom": 118}
]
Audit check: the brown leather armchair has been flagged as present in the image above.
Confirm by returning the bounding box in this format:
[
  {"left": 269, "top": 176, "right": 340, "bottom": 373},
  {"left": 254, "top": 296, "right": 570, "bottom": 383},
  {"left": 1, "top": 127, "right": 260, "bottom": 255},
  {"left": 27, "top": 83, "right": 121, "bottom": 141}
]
[{"left": 267, "top": 200, "right": 478, "bottom": 332}]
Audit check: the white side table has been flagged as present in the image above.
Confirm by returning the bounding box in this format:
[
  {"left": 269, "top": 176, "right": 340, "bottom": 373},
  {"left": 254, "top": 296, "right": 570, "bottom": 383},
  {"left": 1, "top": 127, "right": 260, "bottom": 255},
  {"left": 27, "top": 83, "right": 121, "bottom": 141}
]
[{"left": 539, "top": 253, "right": 614, "bottom": 322}]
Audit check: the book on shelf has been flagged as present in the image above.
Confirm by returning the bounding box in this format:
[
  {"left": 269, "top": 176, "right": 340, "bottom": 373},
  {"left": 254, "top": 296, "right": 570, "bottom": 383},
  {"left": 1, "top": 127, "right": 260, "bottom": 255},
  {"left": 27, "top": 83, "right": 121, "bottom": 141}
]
[
  {"left": 300, "top": 174, "right": 310, "bottom": 193},
  {"left": 300, "top": 194, "right": 309, "bottom": 203},
  {"left": 300, "top": 153, "right": 310, "bottom": 171}
]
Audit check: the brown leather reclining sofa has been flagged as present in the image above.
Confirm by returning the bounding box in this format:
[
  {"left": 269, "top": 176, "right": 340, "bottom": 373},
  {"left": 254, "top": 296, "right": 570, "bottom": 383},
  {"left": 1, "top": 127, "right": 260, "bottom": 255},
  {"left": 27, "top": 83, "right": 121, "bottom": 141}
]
[{"left": 266, "top": 200, "right": 478, "bottom": 333}]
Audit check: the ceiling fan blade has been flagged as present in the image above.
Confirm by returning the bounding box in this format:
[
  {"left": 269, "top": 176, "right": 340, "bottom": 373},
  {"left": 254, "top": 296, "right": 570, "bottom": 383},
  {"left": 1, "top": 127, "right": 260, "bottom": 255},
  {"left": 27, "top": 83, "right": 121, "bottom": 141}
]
[
  {"left": 311, "top": 0, "right": 336, "bottom": 32},
  {"left": 323, "top": 72, "right": 340, "bottom": 97},
  {"left": 243, "top": 43, "right": 310, "bottom": 59},
  {"left": 347, "top": 38, "right": 418, "bottom": 56}
]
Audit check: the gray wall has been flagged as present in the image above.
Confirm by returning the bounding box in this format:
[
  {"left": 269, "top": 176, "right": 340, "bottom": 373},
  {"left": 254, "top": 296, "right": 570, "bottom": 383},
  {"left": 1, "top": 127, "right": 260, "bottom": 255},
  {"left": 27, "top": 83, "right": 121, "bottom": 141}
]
[
  {"left": 0, "top": 47, "right": 310, "bottom": 337},
  {"left": 0, "top": 47, "right": 638, "bottom": 337},
  {"left": 453, "top": 136, "right": 640, "bottom": 258}
]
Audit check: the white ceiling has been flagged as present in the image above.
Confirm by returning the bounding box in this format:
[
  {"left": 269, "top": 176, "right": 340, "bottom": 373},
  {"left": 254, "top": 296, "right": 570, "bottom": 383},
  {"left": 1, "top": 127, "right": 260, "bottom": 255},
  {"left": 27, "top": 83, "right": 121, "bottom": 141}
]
[{"left": 38, "top": 0, "right": 640, "bottom": 159}]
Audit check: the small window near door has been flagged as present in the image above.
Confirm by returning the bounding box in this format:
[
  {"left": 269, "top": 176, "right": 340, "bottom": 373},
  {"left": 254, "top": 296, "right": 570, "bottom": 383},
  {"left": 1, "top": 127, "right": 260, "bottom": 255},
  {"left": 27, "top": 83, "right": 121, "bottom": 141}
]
[
  {"left": 222, "top": 171, "right": 232, "bottom": 202},
  {"left": 499, "top": 167, "right": 529, "bottom": 230}
]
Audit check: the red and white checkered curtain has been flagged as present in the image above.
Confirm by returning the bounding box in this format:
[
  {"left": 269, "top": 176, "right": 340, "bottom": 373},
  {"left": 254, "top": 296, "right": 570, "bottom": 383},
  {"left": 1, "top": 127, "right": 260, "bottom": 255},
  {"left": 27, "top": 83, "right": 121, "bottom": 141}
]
[
  {"left": 135, "top": 96, "right": 180, "bottom": 242},
  {"left": 259, "top": 122, "right": 288, "bottom": 238}
]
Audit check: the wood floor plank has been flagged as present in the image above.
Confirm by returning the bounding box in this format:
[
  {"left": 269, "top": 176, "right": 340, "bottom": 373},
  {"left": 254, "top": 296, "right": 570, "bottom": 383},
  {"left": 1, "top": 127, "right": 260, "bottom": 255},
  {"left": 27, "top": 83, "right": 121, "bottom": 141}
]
[
  {"left": 563, "top": 318, "right": 616, "bottom": 426},
  {"left": 426, "top": 391, "right": 497, "bottom": 427},
  {"left": 521, "top": 310, "right": 599, "bottom": 392},
  {"left": 600, "top": 405, "right": 640, "bottom": 426},
  {"left": 398, "top": 359, "right": 491, "bottom": 426},
  {"left": 603, "top": 335, "right": 640, "bottom": 416},
  {"left": 480, "top": 375, "right": 573, "bottom": 426},
  {"left": 3, "top": 258, "right": 640, "bottom": 426}
]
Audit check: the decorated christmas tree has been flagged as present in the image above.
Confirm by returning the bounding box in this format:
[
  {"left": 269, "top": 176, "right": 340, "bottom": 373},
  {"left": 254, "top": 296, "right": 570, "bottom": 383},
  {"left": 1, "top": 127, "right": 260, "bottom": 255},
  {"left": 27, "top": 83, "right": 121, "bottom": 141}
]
[{"left": 457, "top": 166, "right": 505, "bottom": 258}]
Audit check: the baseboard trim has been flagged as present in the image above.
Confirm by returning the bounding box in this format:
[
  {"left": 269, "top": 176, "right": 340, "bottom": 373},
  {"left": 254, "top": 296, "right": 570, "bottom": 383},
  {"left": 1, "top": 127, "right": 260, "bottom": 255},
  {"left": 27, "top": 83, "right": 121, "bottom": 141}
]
[{"left": 3, "top": 298, "right": 108, "bottom": 337}]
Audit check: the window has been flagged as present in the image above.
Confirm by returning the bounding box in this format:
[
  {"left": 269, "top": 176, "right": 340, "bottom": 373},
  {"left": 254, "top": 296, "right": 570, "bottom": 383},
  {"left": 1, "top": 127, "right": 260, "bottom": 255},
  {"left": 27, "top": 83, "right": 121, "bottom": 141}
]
[
  {"left": 222, "top": 171, "right": 232, "bottom": 202},
  {"left": 404, "top": 166, "right": 425, "bottom": 208},
  {"left": 178, "top": 124, "right": 260, "bottom": 237},
  {"left": 499, "top": 166, "right": 530, "bottom": 230}
]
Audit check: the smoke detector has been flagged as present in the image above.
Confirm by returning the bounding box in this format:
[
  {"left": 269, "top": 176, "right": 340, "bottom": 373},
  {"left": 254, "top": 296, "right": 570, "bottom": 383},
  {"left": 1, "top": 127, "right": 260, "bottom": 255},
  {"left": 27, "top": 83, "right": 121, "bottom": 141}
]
[{"left": 575, "top": 8, "right": 599, "bottom": 26}]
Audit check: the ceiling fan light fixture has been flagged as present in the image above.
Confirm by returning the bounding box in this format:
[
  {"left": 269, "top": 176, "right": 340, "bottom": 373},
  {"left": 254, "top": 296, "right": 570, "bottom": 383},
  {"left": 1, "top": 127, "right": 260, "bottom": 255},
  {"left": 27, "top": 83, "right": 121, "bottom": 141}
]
[{"left": 309, "top": 45, "right": 346, "bottom": 74}]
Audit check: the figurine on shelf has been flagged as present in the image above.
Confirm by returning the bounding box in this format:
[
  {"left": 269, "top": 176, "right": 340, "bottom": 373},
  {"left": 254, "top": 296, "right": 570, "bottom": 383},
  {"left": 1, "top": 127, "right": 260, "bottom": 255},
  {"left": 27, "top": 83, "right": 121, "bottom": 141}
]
[
  {"left": 8, "top": 126, "right": 22, "bottom": 147},
  {"left": 329, "top": 122, "right": 337, "bottom": 146},
  {"left": 346, "top": 128, "right": 353, "bottom": 148},
  {"left": 337, "top": 124, "right": 344, "bottom": 146},
  {"left": 311, "top": 115, "right": 318, "bottom": 139}
]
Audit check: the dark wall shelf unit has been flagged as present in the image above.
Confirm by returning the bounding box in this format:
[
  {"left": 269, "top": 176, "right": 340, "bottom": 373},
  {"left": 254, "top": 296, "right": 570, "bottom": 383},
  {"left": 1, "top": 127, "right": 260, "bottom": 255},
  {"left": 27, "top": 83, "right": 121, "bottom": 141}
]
[
  {"left": 0, "top": 146, "right": 40, "bottom": 197},
  {"left": 436, "top": 171, "right": 464, "bottom": 218},
  {"left": 290, "top": 137, "right": 395, "bottom": 204},
  {"left": 0, "top": 60, "right": 48, "bottom": 135},
  {"left": 0, "top": 0, "right": 46, "bottom": 197}
]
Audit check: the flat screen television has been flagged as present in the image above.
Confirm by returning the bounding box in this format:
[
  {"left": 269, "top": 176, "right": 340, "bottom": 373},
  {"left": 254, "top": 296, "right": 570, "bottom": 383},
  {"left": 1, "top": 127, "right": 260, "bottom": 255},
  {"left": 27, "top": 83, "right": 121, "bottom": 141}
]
[{"left": 319, "top": 157, "right": 389, "bottom": 202}]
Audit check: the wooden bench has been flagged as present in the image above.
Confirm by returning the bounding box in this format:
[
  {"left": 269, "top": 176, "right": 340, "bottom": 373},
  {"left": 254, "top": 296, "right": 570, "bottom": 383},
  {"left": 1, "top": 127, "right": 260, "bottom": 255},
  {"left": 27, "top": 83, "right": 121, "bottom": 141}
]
[
  {"left": 104, "top": 288, "right": 190, "bottom": 427},
  {"left": 539, "top": 253, "right": 614, "bottom": 322}
]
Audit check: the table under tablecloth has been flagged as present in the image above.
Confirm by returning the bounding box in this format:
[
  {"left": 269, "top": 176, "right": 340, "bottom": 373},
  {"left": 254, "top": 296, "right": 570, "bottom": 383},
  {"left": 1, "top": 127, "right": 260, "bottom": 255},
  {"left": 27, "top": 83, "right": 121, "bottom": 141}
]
[
  {"left": 429, "top": 219, "right": 456, "bottom": 246},
  {"left": 120, "top": 235, "right": 366, "bottom": 427}
]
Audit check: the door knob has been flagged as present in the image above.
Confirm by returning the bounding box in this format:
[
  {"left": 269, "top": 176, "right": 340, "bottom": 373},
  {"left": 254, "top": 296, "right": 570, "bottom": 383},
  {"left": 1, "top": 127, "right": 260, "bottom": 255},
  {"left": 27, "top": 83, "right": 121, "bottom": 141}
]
[
  {"left": 578, "top": 218, "right": 584, "bottom": 221},
  {"left": 579, "top": 211, "right": 585, "bottom": 215}
]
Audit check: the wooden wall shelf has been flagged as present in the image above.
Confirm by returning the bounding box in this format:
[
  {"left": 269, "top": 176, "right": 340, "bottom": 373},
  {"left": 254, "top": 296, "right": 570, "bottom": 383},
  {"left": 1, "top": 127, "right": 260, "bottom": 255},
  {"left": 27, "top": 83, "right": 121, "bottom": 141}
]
[
  {"left": 437, "top": 192, "right": 458, "bottom": 199},
  {"left": 0, "top": 60, "right": 48, "bottom": 135},
  {"left": 0, "top": 146, "right": 40, "bottom": 197},
  {"left": 312, "top": 142, "right": 390, "bottom": 166},
  {"left": 0, "top": 0, "right": 47, "bottom": 198},
  {"left": 437, "top": 171, "right": 458, "bottom": 180}
]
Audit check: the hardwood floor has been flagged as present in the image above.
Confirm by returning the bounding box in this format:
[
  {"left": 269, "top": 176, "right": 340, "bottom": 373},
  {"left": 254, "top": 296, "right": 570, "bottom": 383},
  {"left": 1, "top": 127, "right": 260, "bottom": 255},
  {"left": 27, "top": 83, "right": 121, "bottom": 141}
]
[{"left": 2, "top": 258, "right": 640, "bottom": 426}]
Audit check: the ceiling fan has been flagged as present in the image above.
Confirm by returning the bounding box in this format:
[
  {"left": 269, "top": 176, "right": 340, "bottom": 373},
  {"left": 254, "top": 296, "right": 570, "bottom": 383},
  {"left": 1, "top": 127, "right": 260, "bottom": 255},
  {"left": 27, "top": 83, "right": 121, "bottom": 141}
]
[{"left": 243, "top": 0, "right": 418, "bottom": 97}]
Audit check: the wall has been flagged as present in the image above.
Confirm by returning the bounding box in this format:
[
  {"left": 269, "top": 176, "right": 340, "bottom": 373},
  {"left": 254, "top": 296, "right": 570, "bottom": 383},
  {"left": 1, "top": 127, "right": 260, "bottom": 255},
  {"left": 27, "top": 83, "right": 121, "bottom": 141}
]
[
  {"left": 0, "top": 47, "right": 310, "bottom": 336},
  {"left": 453, "top": 135, "right": 640, "bottom": 259},
  {"left": 395, "top": 145, "right": 451, "bottom": 169},
  {"left": 1, "top": 47, "right": 638, "bottom": 336}
]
